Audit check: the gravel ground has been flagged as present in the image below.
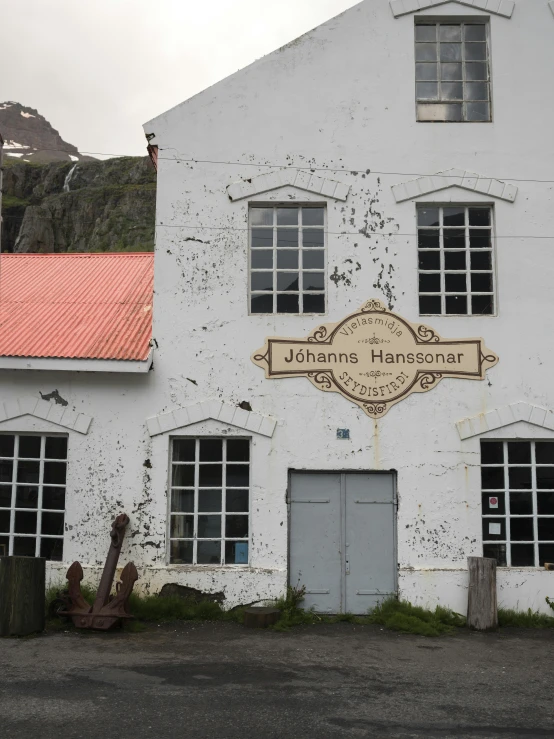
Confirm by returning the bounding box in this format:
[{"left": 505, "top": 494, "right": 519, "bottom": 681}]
[{"left": 1, "top": 621, "right": 553, "bottom": 739}]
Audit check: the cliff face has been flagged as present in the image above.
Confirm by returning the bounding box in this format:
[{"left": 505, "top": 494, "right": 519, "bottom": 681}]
[{"left": 2, "top": 157, "right": 156, "bottom": 253}]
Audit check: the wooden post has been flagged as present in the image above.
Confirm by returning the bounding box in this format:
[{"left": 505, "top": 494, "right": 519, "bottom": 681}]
[
  {"left": 467, "top": 556, "right": 497, "bottom": 631},
  {"left": 0, "top": 556, "right": 46, "bottom": 637},
  {"left": 243, "top": 606, "right": 281, "bottom": 628}
]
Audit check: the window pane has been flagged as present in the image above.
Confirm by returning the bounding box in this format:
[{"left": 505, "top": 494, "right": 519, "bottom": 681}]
[
  {"left": 445, "top": 295, "right": 467, "bottom": 314},
  {"left": 198, "top": 489, "right": 222, "bottom": 512},
  {"left": 538, "top": 519, "right": 554, "bottom": 541},
  {"left": 198, "top": 515, "right": 221, "bottom": 538},
  {"left": 172, "top": 465, "right": 194, "bottom": 487},
  {"left": 439, "top": 25, "right": 461, "bottom": 42},
  {"left": 536, "top": 443, "right": 554, "bottom": 464},
  {"left": 415, "top": 25, "right": 436, "bottom": 42},
  {"left": 419, "top": 251, "right": 440, "bottom": 270},
  {"left": 0, "top": 510, "right": 10, "bottom": 533},
  {"left": 470, "top": 231, "right": 491, "bottom": 249},
  {"left": 170, "top": 540, "right": 193, "bottom": 564},
  {"left": 250, "top": 208, "right": 273, "bottom": 226},
  {"left": 45, "top": 437, "right": 67, "bottom": 460},
  {"left": 464, "top": 25, "right": 486, "bottom": 42},
  {"left": 277, "top": 272, "right": 299, "bottom": 291},
  {"left": 0, "top": 462, "right": 13, "bottom": 483},
  {"left": 199, "top": 465, "right": 223, "bottom": 487},
  {"left": 303, "top": 273, "right": 325, "bottom": 291},
  {"left": 465, "top": 62, "right": 488, "bottom": 81},
  {"left": 40, "top": 538, "right": 63, "bottom": 561},
  {"left": 441, "top": 82, "right": 463, "bottom": 101},
  {"left": 509, "top": 467, "right": 532, "bottom": 490},
  {"left": 537, "top": 467, "right": 554, "bottom": 490},
  {"left": 251, "top": 228, "right": 273, "bottom": 248},
  {"left": 171, "top": 490, "right": 194, "bottom": 513},
  {"left": 226, "top": 515, "right": 249, "bottom": 538},
  {"left": 227, "top": 440, "right": 250, "bottom": 462},
  {"left": 17, "top": 461, "right": 39, "bottom": 484},
  {"left": 277, "top": 294, "right": 299, "bottom": 314},
  {"left": 482, "top": 493, "right": 505, "bottom": 515},
  {"left": 443, "top": 208, "right": 465, "bottom": 226},
  {"left": 470, "top": 251, "right": 491, "bottom": 270},
  {"left": 251, "top": 250, "right": 273, "bottom": 269},
  {"left": 0, "top": 485, "right": 11, "bottom": 507},
  {"left": 416, "top": 82, "right": 438, "bottom": 100},
  {"left": 0, "top": 436, "right": 14, "bottom": 458},
  {"left": 43, "top": 462, "right": 66, "bottom": 485},
  {"left": 465, "top": 42, "right": 487, "bottom": 61},
  {"left": 251, "top": 273, "right": 273, "bottom": 292},
  {"left": 510, "top": 493, "right": 533, "bottom": 515},
  {"left": 200, "top": 439, "right": 222, "bottom": 462},
  {"left": 484, "top": 543, "right": 506, "bottom": 566},
  {"left": 303, "top": 250, "right": 324, "bottom": 269},
  {"left": 440, "top": 43, "right": 462, "bottom": 62},
  {"left": 465, "top": 102, "right": 490, "bottom": 122},
  {"left": 225, "top": 540, "right": 249, "bottom": 564},
  {"left": 471, "top": 273, "right": 492, "bottom": 292},
  {"left": 418, "top": 103, "right": 463, "bottom": 122},
  {"left": 539, "top": 544, "right": 554, "bottom": 567},
  {"left": 251, "top": 294, "right": 273, "bottom": 314},
  {"left": 471, "top": 295, "right": 494, "bottom": 315},
  {"left": 42, "top": 487, "right": 65, "bottom": 511},
  {"left": 277, "top": 208, "right": 298, "bottom": 225},
  {"left": 443, "top": 230, "right": 465, "bottom": 249},
  {"left": 511, "top": 544, "right": 535, "bottom": 567},
  {"left": 41, "top": 512, "right": 64, "bottom": 536},
  {"left": 419, "top": 295, "right": 441, "bottom": 314},
  {"left": 302, "top": 208, "right": 324, "bottom": 226},
  {"left": 303, "top": 229, "right": 324, "bottom": 248},
  {"left": 19, "top": 436, "right": 41, "bottom": 459},
  {"left": 482, "top": 467, "right": 504, "bottom": 489},
  {"left": 417, "top": 208, "right": 440, "bottom": 227},
  {"left": 226, "top": 489, "right": 249, "bottom": 513},
  {"left": 445, "top": 274, "right": 466, "bottom": 292},
  {"left": 173, "top": 439, "right": 195, "bottom": 462},
  {"left": 537, "top": 493, "right": 554, "bottom": 515},
  {"left": 171, "top": 515, "right": 194, "bottom": 538},
  {"left": 483, "top": 518, "right": 505, "bottom": 540},
  {"left": 416, "top": 63, "right": 437, "bottom": 81},
  {"left": 303, "top": 293, "right": 325, "bottom": 313},
  {"left": 227, "top": 465, "right": 249, "bottom": 487},
  {"left": 415, "top": 43, "right": 437, "bottom": 62},
  {"left": 466, "top": 82, "right": 489, "bottom": 101},
  {"left": 277, "top": 228, "right": 298, "bottom": 248},
  {"left": 15, "top": 510, "right": 37, "bottom": 534},
  {"left": 15, "top": 486, "right": 39, "bottom": 509},
  {"left": 444, "top": 251, "right": 466, "bottom": 270},
  {"left": 481, "top": 441, "right": 504, "bottom": 464},
  {"left": 507, "top": 442, "right": 531, "bottom": 464},
  {"left": 418, "top": 230, "right": 440, "bottom": 249},
  {"left": 510, "top": 518, "right": 534, "bottom": 541},
  {"left": 277, "top": 250, "right": 298, "bottom": 269},
  {"left": 13, "top": 537, "right": 36, "bottom": 557},
  {"left": 441, "top": 63, "right": 463, "bottom": 80},
  {"left": 419, "top": 273, "right": 441, "bottom": 292},
  {"left": 197, "top": 541, "right": 221, "bottom": 565}
]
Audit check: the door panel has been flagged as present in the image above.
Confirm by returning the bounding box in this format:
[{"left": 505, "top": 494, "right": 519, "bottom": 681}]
[
  {"left": 345, "top": 474, "right": 396, "bottom": 614},
  {"left": 289, "top": 473, "right": 342, "bottom": 613}
]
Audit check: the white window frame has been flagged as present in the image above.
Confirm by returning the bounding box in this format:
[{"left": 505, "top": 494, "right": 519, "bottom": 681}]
[
  {"left": 248, "top": 203, "right": 327, "bottom": 316},
  {"left": 417, "top": 203, "right": 496, "bottom": 316},
  {"left": 0, "top": 433, "right": 67, "bottom": 560},
  {"left": 168, "top": 436, "right": 251, "bottom": 566},
  {"left": 481, "top": 440, "right": 554, "bottom": 568},
  {"left": 415, "top": 19, "right": 492, "bottom": 123}
]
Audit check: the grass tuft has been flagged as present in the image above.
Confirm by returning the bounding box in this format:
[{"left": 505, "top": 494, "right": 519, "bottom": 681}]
[{"left": 498, "top": 608, "right": 554, "bottom": 628}]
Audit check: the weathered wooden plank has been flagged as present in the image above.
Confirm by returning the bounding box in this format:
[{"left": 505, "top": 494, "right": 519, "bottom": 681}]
[
  {"left": 243, "top": 606, "right": 280, "bottom": 629},
  {"left": 0, "top": 556, "right": 46, "bottom": 637},
  {"left": 467, "top": 556, "right": 497, "bottom": 631}
]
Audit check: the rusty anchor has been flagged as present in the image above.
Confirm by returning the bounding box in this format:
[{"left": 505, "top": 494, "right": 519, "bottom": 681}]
[{"left": 59, "top": 513, "right": 138, "bottom": 630}]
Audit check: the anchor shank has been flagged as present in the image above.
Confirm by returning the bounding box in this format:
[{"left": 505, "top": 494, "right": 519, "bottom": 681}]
[{"left": 92, "top": 513, "right": 129, "bottom": 612}]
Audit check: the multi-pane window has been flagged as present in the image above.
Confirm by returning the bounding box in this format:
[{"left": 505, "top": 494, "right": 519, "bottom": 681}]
[
  {"left": 418, "top": 205, "right": 494, "bottom": 316},
  {"left": 169, "top": 438, "right": 250, "bottom": 565},
  {"left": 0, "top": 434, "right": 67, "bottom": 560},
  {"left": 249, "top": 205, "right": 325, "bottom": 315},
  {"left": 415, "top": 22, "right": 491, "bottom": 122},
  {"left": 481, "top": 441, "right": 554, "bottom": 567}
]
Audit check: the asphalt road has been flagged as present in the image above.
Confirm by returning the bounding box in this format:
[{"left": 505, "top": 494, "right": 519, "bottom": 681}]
[{"left": 1, "top": 622, "right": 553, "bottom": 739}]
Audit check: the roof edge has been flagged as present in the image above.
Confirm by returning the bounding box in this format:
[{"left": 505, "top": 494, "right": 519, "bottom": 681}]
[{"left": 0, "top": 351, "right": 153, "bottom": 374}]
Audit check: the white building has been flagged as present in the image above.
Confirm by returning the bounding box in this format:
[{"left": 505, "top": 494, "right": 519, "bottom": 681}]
[{"left": 1, "top": 0, "right": 554, "bottom": 614}]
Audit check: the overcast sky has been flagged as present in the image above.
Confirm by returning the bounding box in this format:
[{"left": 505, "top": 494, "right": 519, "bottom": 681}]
[{"left": 1, "top": 0, "right": 359, "bottom": 157}]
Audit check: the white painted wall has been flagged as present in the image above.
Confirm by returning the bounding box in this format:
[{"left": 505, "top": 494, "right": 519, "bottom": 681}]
[{"left": 1, "top": 0, "right": 553, "bottom": 613}]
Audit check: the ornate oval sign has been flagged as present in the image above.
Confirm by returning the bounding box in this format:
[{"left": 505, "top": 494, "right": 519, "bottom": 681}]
[{"left": 251, "top": 298, "right": 498, "bottom": 418}]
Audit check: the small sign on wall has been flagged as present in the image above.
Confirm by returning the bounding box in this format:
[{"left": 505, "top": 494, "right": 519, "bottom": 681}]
[{"left": 337, "top": 429, "right": 350, "bottom": 440}]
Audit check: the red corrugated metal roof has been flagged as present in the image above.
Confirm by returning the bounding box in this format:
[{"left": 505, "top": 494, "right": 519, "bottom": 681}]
[{"left": 0, "top": 253, "right": 154, "bottom": 361}]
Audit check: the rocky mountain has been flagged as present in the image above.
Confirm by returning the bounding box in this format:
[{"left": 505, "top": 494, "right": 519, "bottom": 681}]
[
  {"left": 1, "top": 103, "right": 155, "bottom": 253},
  {"left": 0, "top": 101, "right": 95, "bottom": 163}
]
